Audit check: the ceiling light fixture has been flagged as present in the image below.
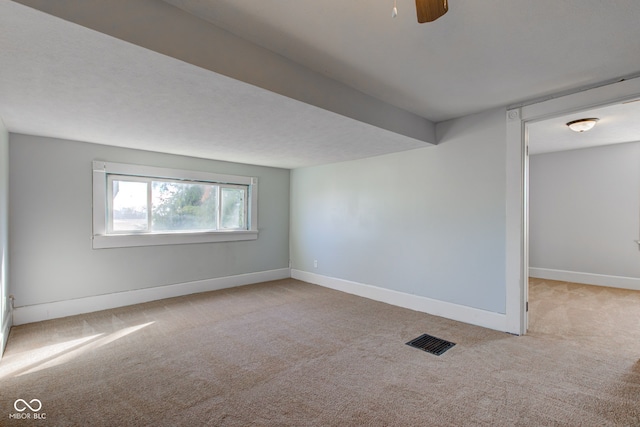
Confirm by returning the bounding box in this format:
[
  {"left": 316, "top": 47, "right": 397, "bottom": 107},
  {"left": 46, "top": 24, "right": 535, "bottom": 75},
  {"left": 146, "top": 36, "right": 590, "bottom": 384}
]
[
  {"left": 392, "top": 0, "right": 398, "bottom": 18},
  {"left": 566, "top": 118, "right": 599, "bottom": 133}
]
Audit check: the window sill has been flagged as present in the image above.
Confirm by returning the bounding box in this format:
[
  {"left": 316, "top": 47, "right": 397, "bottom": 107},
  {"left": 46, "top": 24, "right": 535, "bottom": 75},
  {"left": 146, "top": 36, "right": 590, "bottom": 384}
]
[{"left": 92, "top": 230, "right": 258, "bottom": 249}]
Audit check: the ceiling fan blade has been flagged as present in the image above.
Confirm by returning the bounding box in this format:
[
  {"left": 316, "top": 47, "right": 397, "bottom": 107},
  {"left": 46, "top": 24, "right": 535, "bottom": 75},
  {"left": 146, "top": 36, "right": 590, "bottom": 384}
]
[{"left": 415, "top": 0, "right": 448, "bottom": 23}]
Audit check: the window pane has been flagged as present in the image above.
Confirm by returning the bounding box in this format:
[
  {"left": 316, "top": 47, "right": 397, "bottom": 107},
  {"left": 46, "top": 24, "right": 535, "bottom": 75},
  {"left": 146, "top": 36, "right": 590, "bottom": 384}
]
[
  {"left": 112, "top": 180, "right": 148, "bottom": 231},
  {"left": 151, "top": 181, "right": 217, "bottom": 231},
  {"left": 221, "top": 187, "right": 246, "bottom": 229}
]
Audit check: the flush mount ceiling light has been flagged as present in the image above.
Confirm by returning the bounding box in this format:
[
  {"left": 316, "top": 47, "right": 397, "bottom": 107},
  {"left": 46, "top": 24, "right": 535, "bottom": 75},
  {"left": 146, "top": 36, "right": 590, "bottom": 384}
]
[{"left": 566, "top": 118, "right": 599, "bottom": 133}]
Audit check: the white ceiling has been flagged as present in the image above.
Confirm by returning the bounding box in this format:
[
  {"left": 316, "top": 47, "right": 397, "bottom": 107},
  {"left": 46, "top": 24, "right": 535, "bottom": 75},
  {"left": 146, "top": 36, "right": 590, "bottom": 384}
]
[
  {"left": 163, "top": 0, "right": 640, "bottom": 121},
  {"left": 2, "top": 0, "right": 640, "bottom": 168},
  {"left": 529, "top": 100, "right": 640, "bottom": 155},
  {"left": 0, "top": 1, "right": 426, "bottom": 169}
]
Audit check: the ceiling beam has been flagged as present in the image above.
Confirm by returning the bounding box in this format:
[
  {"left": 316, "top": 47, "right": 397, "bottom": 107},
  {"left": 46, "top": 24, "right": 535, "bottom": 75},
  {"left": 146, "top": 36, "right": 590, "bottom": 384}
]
[{"left": 13, "top": 0, "right": 435, "bottom": 145}]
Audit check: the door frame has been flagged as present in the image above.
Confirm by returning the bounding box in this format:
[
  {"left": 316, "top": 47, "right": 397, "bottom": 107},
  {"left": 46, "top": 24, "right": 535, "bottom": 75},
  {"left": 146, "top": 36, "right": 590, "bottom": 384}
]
[{"left": 505, "top": 76, "right": 640, "bottom": 335}]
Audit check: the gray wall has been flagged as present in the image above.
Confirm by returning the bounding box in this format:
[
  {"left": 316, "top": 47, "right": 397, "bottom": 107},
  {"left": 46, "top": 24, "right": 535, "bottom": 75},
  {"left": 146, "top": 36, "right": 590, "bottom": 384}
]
[
  {"left": 9, "top": 134, "right": 290, "bottom": 308},
  {"left": 0, "top": 118, "right": 9, "bottom": 354},
  {"left": 529, "top": 142, "right": 640, "bottom": 280},
  {"left": 290, "top": 108, "right": 507, "bottom": 313}
]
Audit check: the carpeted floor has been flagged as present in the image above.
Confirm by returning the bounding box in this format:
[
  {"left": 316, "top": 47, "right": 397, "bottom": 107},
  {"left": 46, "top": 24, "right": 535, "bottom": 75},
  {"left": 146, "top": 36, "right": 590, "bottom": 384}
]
[{"left": 0, "top": 278, "right": 639, "bottom": 426}]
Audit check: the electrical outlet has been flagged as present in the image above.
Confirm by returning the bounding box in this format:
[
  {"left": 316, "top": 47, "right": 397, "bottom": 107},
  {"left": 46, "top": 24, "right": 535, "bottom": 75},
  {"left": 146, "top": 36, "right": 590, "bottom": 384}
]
[{"left": 313, "top": 260, "right": 318, "bottom": 268}]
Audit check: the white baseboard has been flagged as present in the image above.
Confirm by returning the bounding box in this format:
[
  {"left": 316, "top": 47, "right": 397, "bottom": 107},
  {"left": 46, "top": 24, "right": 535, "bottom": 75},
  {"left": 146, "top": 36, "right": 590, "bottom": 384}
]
[
  {"left": 1, "top": 308, "right": 11, "bottom": 357},
  {"left": 12, "top": 268, "right": 511, "bottom": 332},
  {"left": 291, "top": 269, "right": 507, "bottom": 332},
  {"left": 13, "top": 268, "right": 291, "bottom": 325},
  {"left": 529, "top": 267, "right": 640, "bottom": 291}
]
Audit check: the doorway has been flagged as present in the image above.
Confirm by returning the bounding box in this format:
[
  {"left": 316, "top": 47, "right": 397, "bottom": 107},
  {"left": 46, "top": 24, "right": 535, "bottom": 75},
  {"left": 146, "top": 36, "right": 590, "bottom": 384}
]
[{"left": 519, "top": 79, "right": 640, "bottom": 333}]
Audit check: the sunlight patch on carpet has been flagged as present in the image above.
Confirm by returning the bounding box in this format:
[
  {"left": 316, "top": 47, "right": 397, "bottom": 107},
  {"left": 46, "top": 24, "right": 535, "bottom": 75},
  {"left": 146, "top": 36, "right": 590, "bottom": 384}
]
[{"left": 0, "top": 322, "right": 156, "bottom": 378}]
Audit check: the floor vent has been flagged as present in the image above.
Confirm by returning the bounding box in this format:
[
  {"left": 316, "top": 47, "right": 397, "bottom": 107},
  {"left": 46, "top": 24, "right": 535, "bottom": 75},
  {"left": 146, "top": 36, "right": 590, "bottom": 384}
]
[{"left": 406, "top": 334, "right": 455, "bottom": 356}]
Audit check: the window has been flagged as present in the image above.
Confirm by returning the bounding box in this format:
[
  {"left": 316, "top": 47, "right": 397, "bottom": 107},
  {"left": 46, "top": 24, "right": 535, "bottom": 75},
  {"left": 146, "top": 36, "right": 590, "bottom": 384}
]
[{"left": 93, "top": 161, "right": 258, "bottom": 248}]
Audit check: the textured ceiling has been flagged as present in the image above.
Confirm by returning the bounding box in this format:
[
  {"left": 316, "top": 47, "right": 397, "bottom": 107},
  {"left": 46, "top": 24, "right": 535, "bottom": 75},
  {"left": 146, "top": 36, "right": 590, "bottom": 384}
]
[
  {"left": 0, "top": 1, "right": 426, "bottom": 169},
  {"left": 163, "top": 0, "right": 640, "bottom": 122},
  {"left": 3, "top": 0, "right": 640, "bottom": 168}
]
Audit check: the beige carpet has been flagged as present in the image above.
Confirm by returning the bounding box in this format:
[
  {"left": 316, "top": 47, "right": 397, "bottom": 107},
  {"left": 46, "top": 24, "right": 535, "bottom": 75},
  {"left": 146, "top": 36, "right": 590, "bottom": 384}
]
[{"left": 0, "top": 278, "right": 639, "bottom": 426}]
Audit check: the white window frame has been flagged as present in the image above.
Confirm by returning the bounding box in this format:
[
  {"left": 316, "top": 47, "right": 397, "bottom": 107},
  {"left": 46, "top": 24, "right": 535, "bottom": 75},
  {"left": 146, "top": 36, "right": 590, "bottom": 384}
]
[
  {"left": 92, "top": 161, "right": 258, "bottom": 249},
  {"left": 106, "top": 175, "right": 151, "bottom": 234}
]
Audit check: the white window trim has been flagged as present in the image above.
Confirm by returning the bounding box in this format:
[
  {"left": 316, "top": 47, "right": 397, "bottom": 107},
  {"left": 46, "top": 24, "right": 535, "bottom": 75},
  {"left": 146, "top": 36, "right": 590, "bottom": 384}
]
[
  {"left": 106, "top": 174, "right": 151, "bottom": 234},
  {"left": 92, "top": 161, "right": 258, "bottom": 249}
]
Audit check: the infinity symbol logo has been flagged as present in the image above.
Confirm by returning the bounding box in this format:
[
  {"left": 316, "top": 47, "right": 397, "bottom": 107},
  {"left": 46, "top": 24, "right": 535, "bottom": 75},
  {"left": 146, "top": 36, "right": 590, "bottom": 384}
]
[{"left": 14, "top": 399, "right": 42, "bottom": 412}]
